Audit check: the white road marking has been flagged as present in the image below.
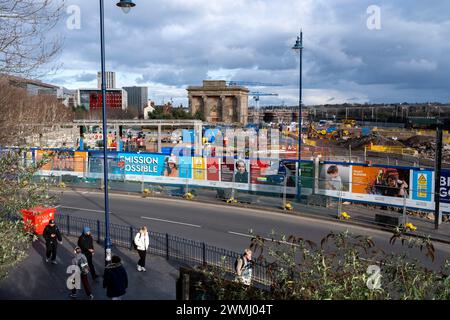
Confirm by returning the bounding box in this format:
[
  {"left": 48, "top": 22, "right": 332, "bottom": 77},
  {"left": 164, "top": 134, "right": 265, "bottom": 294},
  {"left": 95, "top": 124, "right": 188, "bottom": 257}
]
[
  {"left": 141, "top": 216, "right": 201, "bottom": 228},
  {"left": 60, "top": 206, "right": 109, "bottom": 214}
]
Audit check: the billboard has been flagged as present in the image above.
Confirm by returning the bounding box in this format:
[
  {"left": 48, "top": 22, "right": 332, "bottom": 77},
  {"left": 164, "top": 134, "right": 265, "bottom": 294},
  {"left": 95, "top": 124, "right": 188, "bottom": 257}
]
[
  {"left": 36, "top": 150, "right": 87, "bottom": 173},
  {"left": 118, "top": 153, "right": 165, "bottom": 176},
  {"left": 411, "top": 170, "right": 433, "bottom": 202},
  {"left": 206, "top": 157, "right": 220, "bottom": 181},
  {"left": 221, "top": 157, "right": 234, "bottom": 182},
  {"left": 234, "top": 159, "right": 249, "bottom": 184},
  {"left": 440, "top": 169, "right": 450, "bottom": 204},
  {"left": 179, "top": 156, "right": 192, "bottom": 179},
  {"left": 352, "top": 166, "right": 410, "bottom": 198},
  {"left": 193, "top": 157, "right": 206, "bottom": 180},
  {"left": 318, "top": 164, "right": 351, "bottom": 192},
  {"left": 250, "top": 160, "right": 279, "bottom": 185},
  {"left": 300, "top": 162, "right": 314, "bottom": 189}
]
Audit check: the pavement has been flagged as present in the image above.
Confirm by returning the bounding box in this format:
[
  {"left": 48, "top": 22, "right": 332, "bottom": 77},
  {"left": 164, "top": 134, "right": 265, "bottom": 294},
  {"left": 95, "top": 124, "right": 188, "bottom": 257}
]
[
  {"left": 56, "top": 184, "right": 450, "bottom": 244},
  {"left": 1, "top": 186, "right": 448, "bottom": 300},
  {"left": 0, "top": 234, "right": 187, "bottom": 300}
]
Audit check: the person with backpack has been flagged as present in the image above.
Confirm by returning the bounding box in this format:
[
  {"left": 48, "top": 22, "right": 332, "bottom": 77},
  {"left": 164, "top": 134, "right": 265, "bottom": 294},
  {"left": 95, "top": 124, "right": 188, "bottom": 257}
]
[
  {"left": 103, "top": 255, "right": 128, "bottom": 300},
  {"left": 78, "top": 226, "right": 99, "bottom": 281},
  {"left": 235, "top": 248, "right": 253, "bottom": 286},
  {"left": 134, "top": 226, "right": 150, "bottom": 272},
  {"left": 43, "top": 219, "right": 62, "bottom": 264},
  {"left": 70, "top": 246, "right": 94, "bottom": 300}
]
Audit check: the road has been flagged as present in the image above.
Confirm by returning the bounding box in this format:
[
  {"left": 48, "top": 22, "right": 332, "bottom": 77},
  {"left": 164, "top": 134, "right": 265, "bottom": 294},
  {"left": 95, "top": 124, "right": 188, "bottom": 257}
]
[{"left": 56, "top": 190, "right": 450, "bottom": 269}]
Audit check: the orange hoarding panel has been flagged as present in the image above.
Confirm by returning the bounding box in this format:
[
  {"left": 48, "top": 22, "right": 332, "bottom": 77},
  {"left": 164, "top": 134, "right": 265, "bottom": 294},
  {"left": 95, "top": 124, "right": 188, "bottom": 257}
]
[
  {"left": 351, "top": 166, "right": 380, "bottom": 194},
  {"left": 36, "top": 150, "right": 87, "bottom": 173}
]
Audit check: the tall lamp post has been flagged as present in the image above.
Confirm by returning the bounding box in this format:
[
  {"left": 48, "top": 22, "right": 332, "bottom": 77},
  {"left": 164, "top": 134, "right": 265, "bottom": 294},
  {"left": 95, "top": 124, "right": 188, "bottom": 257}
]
[
  {"left": 292, "top": 30, "right": 303, "bottom": 201},
  {"left": 99, "top": 0, "right": 136, "bottom": 266}
]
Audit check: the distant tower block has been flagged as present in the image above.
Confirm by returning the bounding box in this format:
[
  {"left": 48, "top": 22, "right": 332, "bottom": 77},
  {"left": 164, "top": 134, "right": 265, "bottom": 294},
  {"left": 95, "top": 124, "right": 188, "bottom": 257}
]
[
  {"left": 187, "top": 80, "right": 249, "bottom": 125},
  {"left": 97, "top": 71, "right": 116, "bottom": 89}
]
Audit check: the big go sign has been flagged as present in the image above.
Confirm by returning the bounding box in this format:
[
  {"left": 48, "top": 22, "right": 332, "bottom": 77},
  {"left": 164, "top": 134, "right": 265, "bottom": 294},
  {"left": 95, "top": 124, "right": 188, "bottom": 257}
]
[{"left": 440, "top": 170, "right": 450, "bottom": 203}]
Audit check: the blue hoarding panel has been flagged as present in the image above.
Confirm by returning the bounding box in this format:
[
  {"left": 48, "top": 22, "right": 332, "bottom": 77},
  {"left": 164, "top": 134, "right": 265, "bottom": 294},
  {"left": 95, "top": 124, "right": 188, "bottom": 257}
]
[
  {"left": 412, "top": 170, "right": 433, "bottom": 202},
  {"left": 118, "top": 153, "right": 165, "bottom": 176}
]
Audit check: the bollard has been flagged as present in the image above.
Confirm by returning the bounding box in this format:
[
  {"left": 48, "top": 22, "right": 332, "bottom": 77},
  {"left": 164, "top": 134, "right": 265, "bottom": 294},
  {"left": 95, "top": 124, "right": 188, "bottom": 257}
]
[
  {"left": 182, "top": 273, "right": 190, "bottom": 300},
  {"left": 165, "top": 233, "right": 169, "bottom": 260},
  {"left": 402, "top": 192, "right": 407, "bottom": 226},
  {"left": 202, "top": 242, "right": 206, "bottom": 266},
  {"left": 129, "top": 226, "right": 134, "bottom": 250},
  {"left": 97, "top": 220, "right": 101, "bottom": 244},
  {"left": 67, "top": 215, "right": 70, "bottom": 235}
]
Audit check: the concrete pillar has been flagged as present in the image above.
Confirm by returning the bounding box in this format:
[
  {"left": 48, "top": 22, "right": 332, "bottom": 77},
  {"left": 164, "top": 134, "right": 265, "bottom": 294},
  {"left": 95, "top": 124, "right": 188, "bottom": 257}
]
[
  {"left": 220, "top": 95, "right": 225, "bottom": 122},
  {"left": 202, "top": 95, "right": 209, "bottom": 122},
  {"left": 158, "top": 124, "right": 162, "bottom": 153}
]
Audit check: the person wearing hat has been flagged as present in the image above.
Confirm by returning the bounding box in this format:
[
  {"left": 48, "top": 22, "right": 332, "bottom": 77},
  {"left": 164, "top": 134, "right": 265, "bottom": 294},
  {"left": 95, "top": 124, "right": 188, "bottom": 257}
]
[
  {"left": 77, "top": 226, "right": 98, "bottom": 280},
  {"left": 375, "top": 168, "right": 408, "bottom": 197},
  {"left": 70, "top": 246, "right": 93, "bottom": 300},
  {"left": 103, "top": 255, "right": 128, "bottom": 300},
  {"left": 163, "top": 156, "right": 179, "bottom": 177},
  {"left": 43, "top": 219, "right": 62, "bottom": 264}
]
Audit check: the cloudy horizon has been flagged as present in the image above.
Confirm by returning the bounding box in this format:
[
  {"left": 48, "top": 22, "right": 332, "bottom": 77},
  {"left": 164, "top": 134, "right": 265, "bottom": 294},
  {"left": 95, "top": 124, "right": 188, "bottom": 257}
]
[{"left": 42, "top": 0, "right": 450, "bottom": 107}]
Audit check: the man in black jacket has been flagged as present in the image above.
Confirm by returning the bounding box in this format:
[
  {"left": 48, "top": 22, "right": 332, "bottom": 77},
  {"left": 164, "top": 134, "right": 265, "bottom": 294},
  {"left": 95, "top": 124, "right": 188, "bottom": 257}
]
[
  {"left": 43, "top": 219, "right": 62, "bottom": 264},
  {"left": 78, "top": 227, "right": 98, "bottom": 280},
  {"left": 103, "top": 255, "right": 128, "bottom": 300}
]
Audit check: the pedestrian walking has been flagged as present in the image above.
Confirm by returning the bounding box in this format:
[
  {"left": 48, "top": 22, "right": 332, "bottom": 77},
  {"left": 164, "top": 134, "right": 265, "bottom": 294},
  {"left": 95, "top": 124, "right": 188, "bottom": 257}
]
[
  {"left": 70, "top": 246, "right": 94, "bottom": 300},
  {"left": 234, "top": 248, "right": 253, "bottom": 286},
  {"left": 134, "top": 226, "right": 150, "bottom": 272},
  {"left": 43, "top": 219, "right": 62, "bottom": 264},
  {"left": 103, "top": 255, "right": 128, "bottom": 300},
  {"left": 78, "top": 226, "right": 99, "bottom": 281}
]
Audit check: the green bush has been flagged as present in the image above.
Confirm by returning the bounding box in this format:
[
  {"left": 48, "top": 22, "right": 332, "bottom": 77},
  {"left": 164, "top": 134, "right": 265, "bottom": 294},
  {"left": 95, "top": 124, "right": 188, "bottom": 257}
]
[{"left": 195, "top": 230, "right": 450, "bottom": 300}]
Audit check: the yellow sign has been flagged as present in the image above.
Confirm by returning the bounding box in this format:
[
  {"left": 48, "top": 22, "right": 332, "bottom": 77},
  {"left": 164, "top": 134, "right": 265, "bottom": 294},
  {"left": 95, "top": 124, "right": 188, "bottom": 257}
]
[
  {"left": 193, "top": 157, "right": 205, "bottom": 180},
  {"left": 417, "top": 173, "right": 427, "bottom": 198}
]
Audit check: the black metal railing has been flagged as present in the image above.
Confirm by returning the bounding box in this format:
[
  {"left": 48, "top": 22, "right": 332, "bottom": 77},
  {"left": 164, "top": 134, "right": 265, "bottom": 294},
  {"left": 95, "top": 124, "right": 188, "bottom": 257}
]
[{"left": 54, "top": 213, "right": 270, "bottom": 286}]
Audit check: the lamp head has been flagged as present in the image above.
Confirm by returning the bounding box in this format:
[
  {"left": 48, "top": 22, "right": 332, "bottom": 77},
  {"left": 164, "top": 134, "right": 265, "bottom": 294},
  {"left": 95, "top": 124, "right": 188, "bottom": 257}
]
[
  {"left": 116, "top": 0, "right": 136, "bottom": 14},
  {"left": 292, "top": 36, "right": 303, "bottom": 52}
]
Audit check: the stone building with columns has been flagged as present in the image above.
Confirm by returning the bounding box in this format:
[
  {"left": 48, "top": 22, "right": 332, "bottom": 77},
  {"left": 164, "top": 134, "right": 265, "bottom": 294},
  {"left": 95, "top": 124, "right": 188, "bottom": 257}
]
[{"left": 187, "top": 80, "right": 249, "bottom": 125}]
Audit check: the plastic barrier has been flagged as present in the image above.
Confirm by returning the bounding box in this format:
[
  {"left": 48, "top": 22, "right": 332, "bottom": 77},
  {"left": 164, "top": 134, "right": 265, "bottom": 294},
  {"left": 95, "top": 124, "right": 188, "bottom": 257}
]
[{"left": 21, "top": 206, "right": 56, "bottom": 235}]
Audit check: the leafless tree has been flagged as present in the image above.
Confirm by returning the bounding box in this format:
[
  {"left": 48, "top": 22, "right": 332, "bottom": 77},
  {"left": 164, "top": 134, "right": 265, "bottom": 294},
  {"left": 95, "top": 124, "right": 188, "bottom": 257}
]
[
  {"left": 0, "top": 0, "right": 65, "bottom": 76},
  {"left": 0, "top": 78, "right": 73, "bottom": 146}
]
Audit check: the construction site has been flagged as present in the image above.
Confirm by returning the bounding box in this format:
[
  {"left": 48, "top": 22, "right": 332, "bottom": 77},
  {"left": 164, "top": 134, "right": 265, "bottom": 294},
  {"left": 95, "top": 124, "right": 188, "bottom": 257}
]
[{"left": 282, "top": 118, "right": 450, "bottom": 168}]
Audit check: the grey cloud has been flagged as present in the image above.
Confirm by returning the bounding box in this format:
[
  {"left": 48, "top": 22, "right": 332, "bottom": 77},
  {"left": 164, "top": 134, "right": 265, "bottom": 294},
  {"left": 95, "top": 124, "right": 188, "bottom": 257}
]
[{"left": 42, "top": 0, "right": 450, "bottom": 104}]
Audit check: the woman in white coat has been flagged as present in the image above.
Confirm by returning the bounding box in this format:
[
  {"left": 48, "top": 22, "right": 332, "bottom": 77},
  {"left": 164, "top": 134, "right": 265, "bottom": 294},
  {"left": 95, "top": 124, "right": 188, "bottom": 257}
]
[{"left": 134, "top": 226, "right": 150, "bottom": 272}]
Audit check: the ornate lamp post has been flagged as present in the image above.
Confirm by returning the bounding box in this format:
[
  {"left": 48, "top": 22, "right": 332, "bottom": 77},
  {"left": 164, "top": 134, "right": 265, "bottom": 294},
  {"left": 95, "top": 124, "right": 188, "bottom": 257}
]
[
  {"left": 99, "top": 0, "right": 136, "bottom": 265},
  {"left": 292, "top": 30, "right": 303, "bottom": 201}
]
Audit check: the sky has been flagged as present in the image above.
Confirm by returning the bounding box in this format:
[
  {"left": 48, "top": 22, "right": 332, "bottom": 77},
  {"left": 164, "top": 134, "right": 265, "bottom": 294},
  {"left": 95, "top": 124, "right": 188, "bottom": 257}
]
[{"left": 43, "top": 0, "right": 450, "bottom": 107}]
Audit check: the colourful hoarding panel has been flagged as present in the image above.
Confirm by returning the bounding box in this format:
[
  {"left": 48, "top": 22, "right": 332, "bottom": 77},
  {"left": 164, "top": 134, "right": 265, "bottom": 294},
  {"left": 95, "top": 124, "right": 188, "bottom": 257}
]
[
  {"left": 301, "top": 162, "right": 314, "bottom": 189},
  {"left": 179, "top": 156, "right": 192, "bottom": 179},
  {"left": 352, "top": 166, "right": 410, "bottom": 198},
  {"left": 318, "top": 164, "right": 350, "bottom": 191},
  {"left": 36, "top": 150, "right": 87, "bottom": 173},
  {"left": 234, "top": 159, "right": 249, "bottom": 184},
  {"left": 193, "top": 157, "right": 206, "bottom": 180},
  {"left": 206, "top": 157, "right": 220, "bottom": 181},
  {"left": 220, "top": 157, "right": 234, "bottom": 182},
  {"left": 250, "top": 160, "right": 276, "bottom": 184},
  {"left": 412, "top": 170, "right": 433, "bottom": 202},
  {"left": 440, "top": 169, "right": 450, "bottom": 204},
  {"left": 118, "top": 153, "right": 165, "bottom": 176}
]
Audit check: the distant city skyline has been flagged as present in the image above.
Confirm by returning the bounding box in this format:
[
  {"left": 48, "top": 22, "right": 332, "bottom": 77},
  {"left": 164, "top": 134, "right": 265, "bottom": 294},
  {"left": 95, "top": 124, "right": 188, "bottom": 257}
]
[{"left": 42, "top": 1, "right": 450, "bottom": 107}]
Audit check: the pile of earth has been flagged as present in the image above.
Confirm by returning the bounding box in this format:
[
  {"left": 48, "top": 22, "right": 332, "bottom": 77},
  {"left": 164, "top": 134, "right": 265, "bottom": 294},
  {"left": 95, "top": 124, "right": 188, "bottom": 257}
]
[
  {"left": 401, "top": 135, "right": 450, "bottom": 163},
  {"left": 340, "top": 133, "right": 404, "bottom": 150}
]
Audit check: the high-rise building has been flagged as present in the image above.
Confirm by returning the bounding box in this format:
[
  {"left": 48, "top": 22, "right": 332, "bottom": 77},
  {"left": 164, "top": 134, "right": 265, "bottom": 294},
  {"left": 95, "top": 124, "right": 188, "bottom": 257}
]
[
  {"left": 77, "top": 88, "right": 127, "bottom": 110},
  {"left": 123, "top": 86, "right": 148, "bottom": 117},
  {"left": 97, "top": 71, "right": 116, "bottom": 89}
]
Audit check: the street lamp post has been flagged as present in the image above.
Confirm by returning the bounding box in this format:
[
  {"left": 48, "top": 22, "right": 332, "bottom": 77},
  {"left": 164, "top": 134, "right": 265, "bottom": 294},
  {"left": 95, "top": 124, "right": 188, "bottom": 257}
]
[
  {"left": 99, "top": 0, "right": 136, "bottom": 266},
  {"left": 292, "top": 30, "right": 303, "bottom": 201}
]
